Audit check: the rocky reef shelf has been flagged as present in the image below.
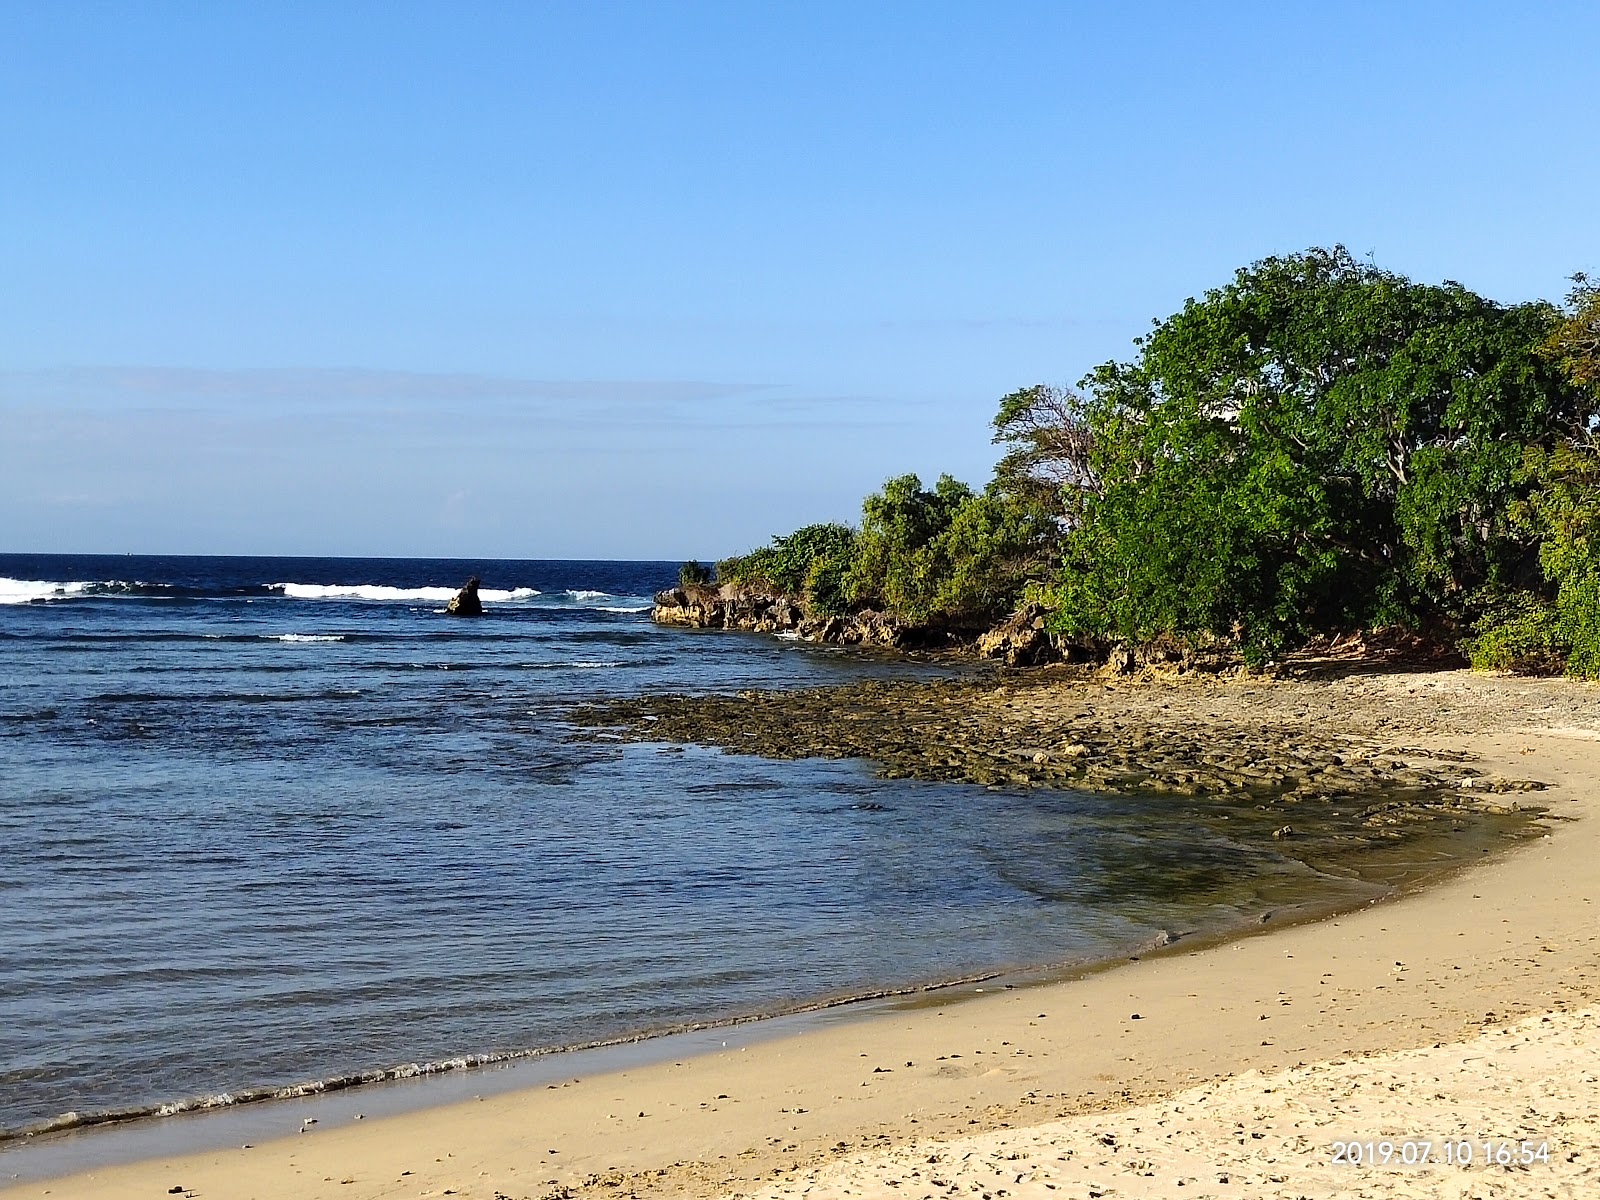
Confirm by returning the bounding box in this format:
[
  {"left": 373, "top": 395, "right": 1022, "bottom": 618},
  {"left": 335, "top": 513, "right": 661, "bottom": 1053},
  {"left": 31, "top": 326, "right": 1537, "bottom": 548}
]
[{"left": 568, "top": 672, "right": 1554, "bottom": 851}]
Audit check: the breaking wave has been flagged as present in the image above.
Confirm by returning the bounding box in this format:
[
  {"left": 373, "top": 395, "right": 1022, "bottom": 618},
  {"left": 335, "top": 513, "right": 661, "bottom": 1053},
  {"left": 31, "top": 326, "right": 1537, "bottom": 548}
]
[
  {"left": 0, "top": 970, "right": 1003, "bottom": 1144},
  {"left": 2, "top": 577, "right": 642, "bottom": 610},
  {"left": 272, "top": 583, "right": 542, "bottom": 603},
  {"left": 1, "top": 578, "right": 140, "bottom": 605}
]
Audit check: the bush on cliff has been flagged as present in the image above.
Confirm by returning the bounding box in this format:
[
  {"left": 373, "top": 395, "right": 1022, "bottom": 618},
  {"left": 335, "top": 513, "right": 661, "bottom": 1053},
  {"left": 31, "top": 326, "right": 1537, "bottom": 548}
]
[
  {"left": 689, "top": 252, "right": 1600, "bottom": 671},
  {"left": 709, "top": 476, "right": 1054, "bottom": 630},
  {"left": 716, "top": 523, "right": 857, "bottom": 613}
]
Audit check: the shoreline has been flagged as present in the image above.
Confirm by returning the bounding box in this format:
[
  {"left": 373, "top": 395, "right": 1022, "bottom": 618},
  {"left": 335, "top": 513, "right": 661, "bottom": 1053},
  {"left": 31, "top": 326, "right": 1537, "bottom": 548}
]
[
  {"left": 0, "top": 833, "right": 1465, "bottom": 1180},
  {"left": 7, "top": 667, "right": 1599, "bottom": 1199},
  {"left": 0, "top": 966, "right": 1020, "bottom": 1165},
  {"left": 1, "top": 673, "right": 1534, "bottom": 1168}
]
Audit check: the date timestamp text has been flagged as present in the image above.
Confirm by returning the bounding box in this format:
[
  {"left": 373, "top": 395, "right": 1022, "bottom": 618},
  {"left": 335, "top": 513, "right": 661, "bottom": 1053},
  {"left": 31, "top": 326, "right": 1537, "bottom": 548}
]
[{"left": 1330, "top": 1139, "right": 1551, "bottom": 1167}]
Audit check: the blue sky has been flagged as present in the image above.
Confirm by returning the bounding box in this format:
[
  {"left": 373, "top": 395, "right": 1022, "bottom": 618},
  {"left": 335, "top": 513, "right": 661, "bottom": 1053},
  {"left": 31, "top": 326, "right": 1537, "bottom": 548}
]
[{"left": 3, "top": 2, "right": 1597, "bottom": 559}]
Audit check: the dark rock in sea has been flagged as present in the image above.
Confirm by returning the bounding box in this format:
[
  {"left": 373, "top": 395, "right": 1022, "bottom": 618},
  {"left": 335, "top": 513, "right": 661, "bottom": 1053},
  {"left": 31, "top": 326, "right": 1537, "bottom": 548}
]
[{"left": 447, "top": 576, "right": 485, "bottom": 617}]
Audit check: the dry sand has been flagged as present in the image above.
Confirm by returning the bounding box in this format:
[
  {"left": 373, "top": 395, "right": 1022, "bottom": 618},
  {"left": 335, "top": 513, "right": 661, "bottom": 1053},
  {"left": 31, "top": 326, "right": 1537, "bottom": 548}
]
[
  {"left": 746, "top": 1005, "right": 1598, "bottom": 1200},
  {"left": 6, "top": 668, "right": 1598, "bottom": 1200}
]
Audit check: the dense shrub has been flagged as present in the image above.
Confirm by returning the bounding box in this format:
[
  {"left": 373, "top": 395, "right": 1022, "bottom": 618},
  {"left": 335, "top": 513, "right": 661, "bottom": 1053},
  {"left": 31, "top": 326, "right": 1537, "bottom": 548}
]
[
  {"left": 845, "top": 474, "right": 1056, "bottom": 626},
  {"left": 1471, "top": 443, "right": 1600, "bottom": 677},
  {"left": 1469, "top": 279, "right": 1600, "bottom": 677},
  {"left": 717, "top": 523, "right": 857, "bottom": 612},
  {"left": 678, "top": 559, "right": 712, "bottom": 587},
  {"left": 712, "top": 478, "right": 1053, "bottom": 628},
  {"left": 699, "top": 254, "right": 1600, "bottom": 670},
  {"left": 1466, "top": 588, "right": 1567, "bottom": 673},
  {"left": 1040, "top": 247, "right": 1581, "bottom": 662}
]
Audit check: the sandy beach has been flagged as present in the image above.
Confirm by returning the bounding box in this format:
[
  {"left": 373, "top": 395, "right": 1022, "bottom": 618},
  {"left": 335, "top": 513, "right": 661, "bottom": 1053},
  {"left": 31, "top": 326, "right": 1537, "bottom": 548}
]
[{"left": 7, "top": 667, "right": 1599, "bottom": 1200}]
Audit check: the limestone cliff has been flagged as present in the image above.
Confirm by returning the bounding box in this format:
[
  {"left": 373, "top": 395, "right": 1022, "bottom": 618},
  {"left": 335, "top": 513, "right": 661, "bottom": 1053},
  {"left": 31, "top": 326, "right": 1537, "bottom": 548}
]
[
  {"left": 651, "top": 584, "right": 1065, "bottom": 661},
  {"left": 651, "top": 584, "right": 912, "bottom": 647}
]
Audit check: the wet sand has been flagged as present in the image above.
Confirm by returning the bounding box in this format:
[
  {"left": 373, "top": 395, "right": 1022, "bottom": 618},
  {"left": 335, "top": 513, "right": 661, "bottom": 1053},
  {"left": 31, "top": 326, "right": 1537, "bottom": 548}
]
[{"left": 6, "top": 667, "right": 1598, "bottom": 1200}]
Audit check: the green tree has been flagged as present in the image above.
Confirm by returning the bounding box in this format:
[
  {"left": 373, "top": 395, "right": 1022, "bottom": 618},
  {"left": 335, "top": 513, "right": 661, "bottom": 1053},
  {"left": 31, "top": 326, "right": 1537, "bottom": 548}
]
[
  {"left": 1470, "top": 442, "right": 1600, "bottom": 675},
  {"left": 1048, "top": 247, "right": 1580, "bottom": 661},
  {"left": 846, "top": 474, "right": 973, "bottom": 620},
  {"left": 1472, "top": 277, "right": 1600, "bottom": 676},
  {"left": 845, "top": 473, "right": 1055, "bottom": 625},
  {"left": 991, "top": 384, "right": 1097, "bottom": 515},
  {"left": 1542, "top": 273, "right": 1600, "bottom": 391}
]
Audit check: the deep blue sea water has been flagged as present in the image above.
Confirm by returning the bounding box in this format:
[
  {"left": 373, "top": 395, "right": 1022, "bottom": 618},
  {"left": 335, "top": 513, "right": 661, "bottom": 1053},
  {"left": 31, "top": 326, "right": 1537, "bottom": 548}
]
[{"left": 0, "top": 554, "right": 1457, "bottom": 1142}]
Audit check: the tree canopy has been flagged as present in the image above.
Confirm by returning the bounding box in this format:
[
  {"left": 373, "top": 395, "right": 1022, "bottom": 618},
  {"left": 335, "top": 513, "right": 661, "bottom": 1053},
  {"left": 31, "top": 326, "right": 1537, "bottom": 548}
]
[
  {"left": 712, "top": 475, "right": 1056, "bottom": 628},
  {"left": 1045, "top": 247, "right": 1581, "bottom": 661},
  {"left": 687, "top": 248, "right": 1600, "bottom": 676}
]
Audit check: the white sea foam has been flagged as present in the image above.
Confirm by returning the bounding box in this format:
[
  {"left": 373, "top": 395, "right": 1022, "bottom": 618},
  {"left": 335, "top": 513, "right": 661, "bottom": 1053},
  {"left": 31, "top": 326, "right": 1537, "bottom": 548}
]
[
  {"left": 564, "top": 589, "right": 612, "bottom": 601},
  {"left": 275, "top": 583, "right": 456, "bottom": 602},
  {"left": 0, "top": 578, "right": 95, "bottom": 604},
  {"left": 595, "top": 605, "right": 652, "bottom": 614},
  {"left": 268, "top": 634, "right": 347, "bottom": 643},
  {"left": 273, "top": 583, "right": 541, "bottom": 603}
]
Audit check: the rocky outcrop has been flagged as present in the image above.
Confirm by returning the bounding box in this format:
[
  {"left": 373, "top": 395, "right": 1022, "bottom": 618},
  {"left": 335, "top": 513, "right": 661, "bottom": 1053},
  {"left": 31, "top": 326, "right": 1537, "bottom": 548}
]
[
  {"left": 652, "top": 585, "right": 954, "bottom": 649},
  {"left": 651, "top": 584, "right": 792, "bottom": 631},
  {"left": 567, "top": 676, "right": 1551, "bottom": 826},
  {"left": 653, "top": 586, "right": 1085, "bottom": 659},
  {"left": 447, "top": 577, "right": 485, "bottom": 617},
  {"left": 654, "top": 587, "right": 1261, "bottom": 674},
  {"left": 975, "top": 603, "right": 1058, "bottom": 666},
  {"left": 1094, "top": 632, "right": 1244, "bottom": 677}
]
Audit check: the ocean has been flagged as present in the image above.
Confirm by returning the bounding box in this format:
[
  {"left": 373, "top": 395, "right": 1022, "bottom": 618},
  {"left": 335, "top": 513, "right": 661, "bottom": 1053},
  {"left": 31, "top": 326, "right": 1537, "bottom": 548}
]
[{"left": 0, "top": 554, "right": 1500, "bottom": 1150}]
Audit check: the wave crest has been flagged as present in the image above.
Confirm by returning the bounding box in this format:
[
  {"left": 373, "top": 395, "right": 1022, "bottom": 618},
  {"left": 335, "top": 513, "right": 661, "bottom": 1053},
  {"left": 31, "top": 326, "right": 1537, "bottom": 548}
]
[
  {"left": 272, "top": 583, "right": 542, "bottom": 603},
  {"left": 0, "top": 578, "right": 101, "bottom": 605}
]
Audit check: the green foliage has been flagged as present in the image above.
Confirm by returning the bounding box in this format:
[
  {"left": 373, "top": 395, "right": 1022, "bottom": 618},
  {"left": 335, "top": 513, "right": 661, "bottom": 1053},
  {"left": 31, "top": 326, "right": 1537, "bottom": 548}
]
[
  {"left": 846, "top": 474, "right": 973, "bottom": 619},
  {"left": 716, "top": 523, "right": 857, "bottom": 612},
  {"left": 1472, "top": 282, "right": 1600, "bottom": 678},
  {"left": 801, "top": 536, "right": 855, "bottom": 616},
  {"left": 1541, "top": 274, "right": 1600, "bottom": 392},
  {"left": 991, "top": 384, "right": 1096, "bottom": 515},
  {"left": 714, "top": 552, "right": 754, "bottom": 586},
  {"left": 716, "top": 476, "right": 1053, "bottom": 627},
  {"left": 678, "top": 559, "right": 712, "bottom": 587},
  {"left": 1467, "top": 589, "right": 1567, "bottom": 673},
  {"left": 1488, "top": 442, "right": 1600, "bottom": 677},
  {"left": 701, "top": 253, "right": 1598, "bottom": 668},
  {"left": 1042, "top": 246, "right": 1580, "bottom": 661},
  {"left": 845, "top": 473, "right": 1056, "bottom": 625}
]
